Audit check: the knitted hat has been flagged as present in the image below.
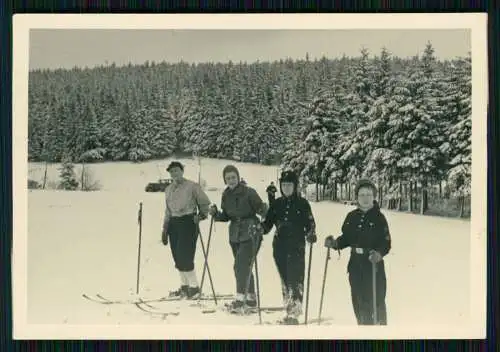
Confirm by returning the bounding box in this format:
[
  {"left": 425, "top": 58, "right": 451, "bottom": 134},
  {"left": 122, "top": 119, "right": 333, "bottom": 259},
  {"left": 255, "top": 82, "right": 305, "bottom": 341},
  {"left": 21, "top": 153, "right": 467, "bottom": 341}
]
[
  {"left": 279, "top": 170, "right": 298, "bottom": 185},
  {"left": 279, "top": 170, "right": 299, "bottom": 195},
  {"left": 222, "top": 165, "right": 240, "bottom": 184},
  {"left": 354, "top": 178, "right": 377, "bottom": 198}
]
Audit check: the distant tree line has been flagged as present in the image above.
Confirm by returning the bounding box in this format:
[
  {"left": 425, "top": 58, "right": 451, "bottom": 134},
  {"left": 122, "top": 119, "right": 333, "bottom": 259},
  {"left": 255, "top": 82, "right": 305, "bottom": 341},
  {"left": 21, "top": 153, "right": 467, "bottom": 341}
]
[{"left": 28, "top": 42, "right": 471, "bottom": 217}]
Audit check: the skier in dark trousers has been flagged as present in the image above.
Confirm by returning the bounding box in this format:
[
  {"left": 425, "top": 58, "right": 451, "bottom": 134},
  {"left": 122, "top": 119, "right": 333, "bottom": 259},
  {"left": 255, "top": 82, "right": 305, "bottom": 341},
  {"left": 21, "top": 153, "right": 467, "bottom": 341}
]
[
  {"left": 261, "top": 171, "right": 317, "bottom": 324},
  {"left": 208, "top": 165, "right": 268, "bottom": 312},
  {"left": 324, "top": 179, "right": 391, "bottom": 325},
  {"left": 266, "top": 181, "right": 278, "bottom": 205},
  {"left": 161, "top": 161, "right": 211, "bottom": 299}
]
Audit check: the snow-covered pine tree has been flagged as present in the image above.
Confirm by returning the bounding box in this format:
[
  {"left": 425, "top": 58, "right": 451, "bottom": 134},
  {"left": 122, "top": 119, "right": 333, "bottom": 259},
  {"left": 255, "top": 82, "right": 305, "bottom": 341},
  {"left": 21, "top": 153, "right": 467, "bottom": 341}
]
[
  {"left": 27, "top": 92, "right": 45, "bottom": 161},
  {"left": 199, "top": 100, "right": 229, "bottom": 158},
  {"left": 58, "top": 156, "right": 79, "bottom": 191},
  {"left": 213, "top": 106, "right": 237, "bottom": 159},
  {"left": 321, "top": 61, "right": 353, "bottom": 200},
  {"left": 100, "top": 108, "right": 123, "bottom": 161},
  {"left": 442, "top": 53, "right": 472, "bottom": 217},
  {"left": 339, "top": 48, "right": 377, "bottom": 188},
  {"left": 314, "top": 86, "right": 345, "bottom": 200},
  {"left": 127, "top": 106, "right": 153, "bottom": 162},
  {"left": 362, "top": 47, "right": 400, "bottom": 207},
  {"left": 73, "top": 102, "right": 106, "bottom": 190},
  {"left": 179, "top": 91, "right": 206, "bottom": 156},
  {"left": 76, "top": 103, "right": 106, "bottom": 163},
  {"left": 64, "top": 86, "right": 88, "bottom": 161},
  {"left": 258, "top": 84, "right": 289, "bottom": 165},
  {"left": 419, "top": 42, "right": 449, "bottom": 213},
  {"left": 46, "top": 99, "right": 75, "bottom": 162},
  {"left": 280, "top": 99, "right": 311, "bottom": 177},
  {"left": 147, "top": 108, "right": 178, "bottom": 158},
  {"left": 297, "top": 92, "right": 336, "bottom": 201},
  {"left": 165, "top": 88, "right": 198, "bottom": 152},
  {"left": 372, "top": 47, "right": 393, "bottom": 98},
  {"left": 388, "top": 55, "right": 447, "bottom": 215},
  {"left": 239, "top": 95, "right": 264, "bottom": 162},
  {"left": 250, "top": 74, "right": 284, "bottom": 164},
  {"left": 109, "top": 102, "right": 133, "bottom": 161}
]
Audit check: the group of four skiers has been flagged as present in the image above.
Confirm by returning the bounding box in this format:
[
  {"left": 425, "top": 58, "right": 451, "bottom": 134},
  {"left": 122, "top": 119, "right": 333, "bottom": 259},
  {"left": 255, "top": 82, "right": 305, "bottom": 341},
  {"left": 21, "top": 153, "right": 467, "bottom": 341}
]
[{"left": 161, "top": 160, "right": 391, "bottom": 325}]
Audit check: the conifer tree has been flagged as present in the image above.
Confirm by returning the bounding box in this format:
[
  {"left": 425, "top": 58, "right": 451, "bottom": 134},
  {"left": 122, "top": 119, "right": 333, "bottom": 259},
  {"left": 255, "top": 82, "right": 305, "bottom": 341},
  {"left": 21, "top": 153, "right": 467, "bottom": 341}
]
[{"left": 58, "top": 156, "right": 79, "bottom": 190}]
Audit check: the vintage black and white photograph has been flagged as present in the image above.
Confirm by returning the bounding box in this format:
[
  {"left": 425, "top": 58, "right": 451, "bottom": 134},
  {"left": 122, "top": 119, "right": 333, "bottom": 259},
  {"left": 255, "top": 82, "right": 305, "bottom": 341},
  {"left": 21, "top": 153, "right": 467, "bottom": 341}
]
[{"left": 12, "top": 14, "right": 487, "bottom": 339}]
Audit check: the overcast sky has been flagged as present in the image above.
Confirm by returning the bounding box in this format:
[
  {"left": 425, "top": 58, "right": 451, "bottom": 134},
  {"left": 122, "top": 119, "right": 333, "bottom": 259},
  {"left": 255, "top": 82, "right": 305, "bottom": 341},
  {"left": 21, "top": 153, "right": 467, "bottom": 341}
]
[{"left": 29, "top": 29, "right": 470, "bottom": 70}]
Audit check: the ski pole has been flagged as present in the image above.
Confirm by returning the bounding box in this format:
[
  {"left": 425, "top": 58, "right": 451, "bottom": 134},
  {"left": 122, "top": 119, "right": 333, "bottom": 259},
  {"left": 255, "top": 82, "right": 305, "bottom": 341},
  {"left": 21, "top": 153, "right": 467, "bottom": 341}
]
[
  {"left": 304, "top": 241, "right": 314, "bottom": 325},
  {"left": 199, "top": 216, "right": 215, "bottom": 294},
  {"left": 254, "top": 238, "right": 262, "bottom": 324},
  {"left": 243, "top": 233, "right": 261, "bottom": 320},
  {"left": 372, "top": 261, "right": 378, "bottom": 325},
  {"left": 136, "top": 202, "right": 143, "bottom": 295},
  {"left": 318, "top": 247, "right": 331, "bottom": 325},
  {"left": 197, "top": 224, "right": 218, "bottom": 305}
]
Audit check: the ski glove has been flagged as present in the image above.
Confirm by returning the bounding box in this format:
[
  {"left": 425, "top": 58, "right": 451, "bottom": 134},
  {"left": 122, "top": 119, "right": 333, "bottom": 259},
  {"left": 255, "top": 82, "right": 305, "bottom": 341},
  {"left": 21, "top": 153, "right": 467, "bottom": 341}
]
[
  {"left": 324, "top": 235, "right": 337, "bottom": 249},
  {"left": 306, "top": 233, "right": 317, "bottom": 244},
  {"left": 368, "top": 250, "right": 383, "bottom": 264},
  {"left": 260, "top": 221, "right": 271, "bottom": 235},
  {"left": 161, "top": 227, "right": 169, "bottom": 246},
  {"left": 251, "top": 223, "right": 264, "bottom": 238},
  {"left": 208, "top": 204, "right": 218, "bottom": 217}
]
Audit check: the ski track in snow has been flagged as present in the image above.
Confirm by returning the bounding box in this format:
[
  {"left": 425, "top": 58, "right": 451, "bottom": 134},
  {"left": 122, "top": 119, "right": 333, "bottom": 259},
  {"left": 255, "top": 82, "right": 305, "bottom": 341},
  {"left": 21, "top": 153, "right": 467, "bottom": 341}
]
[{"left": 27, "top": 158, "right": 470, "bottom": 326}]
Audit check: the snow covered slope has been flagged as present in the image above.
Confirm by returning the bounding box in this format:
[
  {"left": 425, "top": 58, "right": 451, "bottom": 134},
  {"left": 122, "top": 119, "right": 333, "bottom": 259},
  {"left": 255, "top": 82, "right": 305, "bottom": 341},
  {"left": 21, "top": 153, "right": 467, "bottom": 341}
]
[{"left": 23, "top": 157, "right": 476, "bottom": 337}]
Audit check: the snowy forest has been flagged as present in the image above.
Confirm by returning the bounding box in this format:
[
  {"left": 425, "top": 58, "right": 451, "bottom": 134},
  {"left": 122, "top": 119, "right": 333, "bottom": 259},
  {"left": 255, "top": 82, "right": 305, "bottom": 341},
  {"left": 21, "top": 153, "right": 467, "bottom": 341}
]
[{"left": 28, "top": 42, "right": 471, "bottom": 218}]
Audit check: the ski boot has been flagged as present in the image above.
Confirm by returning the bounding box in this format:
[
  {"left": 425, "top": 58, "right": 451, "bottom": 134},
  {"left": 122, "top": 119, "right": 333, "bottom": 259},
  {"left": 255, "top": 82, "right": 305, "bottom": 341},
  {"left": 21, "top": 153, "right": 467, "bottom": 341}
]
[
  {"left": 186, "top": 286, "right": 201, "bottom": 299},
  {"left": 168, "top": 285, "right": 188, "bottom": 298},
  {"left": 245, "top": 294, "right": 257, "bottom": 309},
  {"left": 281, "top": 316, "right": 300, "bottom": 325},
  {"left": 226, "top": 299, "right": 246, "bottom": 314},
  {"left": 246, "top": 299, "right": 257, "bottom": 309}
]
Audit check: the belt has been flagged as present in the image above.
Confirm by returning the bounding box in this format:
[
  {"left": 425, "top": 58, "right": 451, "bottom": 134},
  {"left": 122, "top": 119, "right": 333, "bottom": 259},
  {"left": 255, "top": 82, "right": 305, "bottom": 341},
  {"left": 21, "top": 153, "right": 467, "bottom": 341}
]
[
  {"left": 171, "top": 213, "right": 195, "bottom": 219},
  {"left": 351, "top": 247, "right": 367, "bottom": 254}
]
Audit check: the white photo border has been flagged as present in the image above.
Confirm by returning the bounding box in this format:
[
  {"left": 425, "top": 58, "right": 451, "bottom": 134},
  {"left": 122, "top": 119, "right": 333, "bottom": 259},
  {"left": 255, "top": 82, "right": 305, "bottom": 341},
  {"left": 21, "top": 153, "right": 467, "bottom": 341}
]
[{"left": 12, "top": 13, "right": 488, "bottom": 340}]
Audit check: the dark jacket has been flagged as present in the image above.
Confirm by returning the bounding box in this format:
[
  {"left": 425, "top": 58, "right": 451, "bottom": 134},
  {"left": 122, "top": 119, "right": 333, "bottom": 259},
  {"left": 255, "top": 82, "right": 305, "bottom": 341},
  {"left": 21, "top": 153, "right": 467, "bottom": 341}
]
[
  {"left": 261, "top": 194, "right": 316, "bottom": 241},
  {"left": 335, "top": 202, "right": 391, "bottom": 272},
  {"left": 213, "top": 183, "right": 267, "bottom": 243}
]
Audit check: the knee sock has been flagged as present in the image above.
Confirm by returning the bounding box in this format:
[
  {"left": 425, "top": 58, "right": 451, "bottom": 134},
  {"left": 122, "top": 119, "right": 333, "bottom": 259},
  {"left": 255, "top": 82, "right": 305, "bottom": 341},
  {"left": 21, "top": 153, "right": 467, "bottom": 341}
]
[
  {"left": 179, "top": 271, "right": 189, "bottom": 286},
  {"left": 185, "top": 270, "right": 199, "bottom": 288},
  {"left": 246, "top": 293, "right": 256, "bottom": 301},
  {"left": 236, "top": 293, "right": 245, "bottom": 301}
]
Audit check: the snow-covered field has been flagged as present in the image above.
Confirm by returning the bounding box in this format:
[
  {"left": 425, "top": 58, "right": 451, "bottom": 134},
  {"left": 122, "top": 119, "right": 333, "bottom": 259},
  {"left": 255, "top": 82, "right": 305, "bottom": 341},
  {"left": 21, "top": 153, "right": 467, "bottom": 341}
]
[{"left": 22, "top": 157, "right": 477, "bottom": 337}]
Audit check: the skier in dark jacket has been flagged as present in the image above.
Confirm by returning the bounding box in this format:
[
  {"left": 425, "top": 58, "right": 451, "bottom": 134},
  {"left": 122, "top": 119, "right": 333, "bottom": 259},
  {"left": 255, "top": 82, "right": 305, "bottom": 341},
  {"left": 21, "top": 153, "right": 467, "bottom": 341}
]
[
  {"left": 266, "top": 181, "right": 278, "bottom": 205},
  {"left": 324, "top": 178, "right": 391, "bottom": 325},
  {"left": 208, "top": 165, "right": 268, "bottom": 312},
  {"left": 260, "top": 170, "right": 317, "bottom": 324}
]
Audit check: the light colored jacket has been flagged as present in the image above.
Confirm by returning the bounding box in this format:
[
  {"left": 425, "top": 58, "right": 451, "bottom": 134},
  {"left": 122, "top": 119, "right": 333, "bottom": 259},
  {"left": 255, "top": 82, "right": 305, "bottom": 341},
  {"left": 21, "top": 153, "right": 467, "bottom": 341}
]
[{"left": 163, "top": 178, "right": 211, "bottom": 228}]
